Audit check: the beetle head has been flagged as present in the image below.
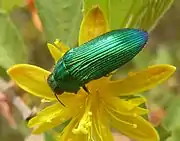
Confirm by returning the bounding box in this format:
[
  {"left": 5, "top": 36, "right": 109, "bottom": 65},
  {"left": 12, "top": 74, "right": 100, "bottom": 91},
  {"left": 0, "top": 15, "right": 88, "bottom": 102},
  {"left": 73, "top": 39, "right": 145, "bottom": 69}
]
[
  {"left": 47, "top": 73, "right": 64, "bottom": 94},
  {"left": 47, "top": 73, "right": 81, "bottom": 94}
]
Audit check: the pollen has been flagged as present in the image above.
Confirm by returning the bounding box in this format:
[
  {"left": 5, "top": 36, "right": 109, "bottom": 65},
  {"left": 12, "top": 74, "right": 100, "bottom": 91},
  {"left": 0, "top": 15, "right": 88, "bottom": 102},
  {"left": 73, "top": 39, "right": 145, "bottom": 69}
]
[
  {"left": 72, "top": 111, "right": 92, "bottom": 135},
  {"left": 72, "top": 97, "right": 92, "bottom": 135}
]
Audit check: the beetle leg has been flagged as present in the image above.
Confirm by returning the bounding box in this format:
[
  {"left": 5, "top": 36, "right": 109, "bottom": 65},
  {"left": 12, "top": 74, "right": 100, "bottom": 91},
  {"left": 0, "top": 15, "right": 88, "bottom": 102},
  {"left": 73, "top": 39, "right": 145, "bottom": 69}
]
[
  {"left": 54, "top": 93, "right": 65, "bottom": 107},
  {"left": 82, "top": 85, "right": 90, "bottom": 94}
]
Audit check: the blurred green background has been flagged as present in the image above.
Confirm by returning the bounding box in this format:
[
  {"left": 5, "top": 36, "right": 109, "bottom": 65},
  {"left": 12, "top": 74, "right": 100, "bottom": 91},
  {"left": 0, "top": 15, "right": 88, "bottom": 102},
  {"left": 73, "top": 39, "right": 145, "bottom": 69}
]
[{"left": 0, "top": 0, "right": 180, "bottom": 141}]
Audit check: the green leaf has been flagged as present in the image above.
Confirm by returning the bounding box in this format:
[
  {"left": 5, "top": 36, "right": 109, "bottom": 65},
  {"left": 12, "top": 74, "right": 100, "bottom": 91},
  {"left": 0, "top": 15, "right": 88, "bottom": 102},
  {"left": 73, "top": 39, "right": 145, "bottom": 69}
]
[
  {"left": 163, "top": 97, "right": 180, "bottom": 130},
  {"left": 166, "top": 127, "right": 180, "bottom": 141},
  {"left": 53, "top": 119, "right": 71, "bottom": 132},
  {"left": 171, "top": 127, "right": 180, "bottom": 141},
  {"left": 44, "top": 119, "right": 71, "bottom": 141},
  {"left": 0, "top": 0, "right": 24, "bottom": 12},
  {"left": 84, "top": 0, "right": 174, "bottom": 31},
  {"left": 0, "top": 11, "right": 27, "bottom": 69},
  {"left": 44, "top": 132, "right": 56, "bottom": 141},
  {"left": 35, "top": 0, "right": 82, "bottom": 47},
  {"left": 155, "top": 124, "right": 172, "bottom": 141},
  {"left": 0, "top": 66, "right": 8, "bottom": 79}
]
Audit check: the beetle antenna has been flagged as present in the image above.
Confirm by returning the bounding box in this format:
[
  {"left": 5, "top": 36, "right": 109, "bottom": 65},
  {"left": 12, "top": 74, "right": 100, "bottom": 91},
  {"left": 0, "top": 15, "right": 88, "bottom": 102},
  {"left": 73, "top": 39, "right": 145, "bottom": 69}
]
[
  {"left": 54, "top": 93, "right": 65, "bottom": 107},
  {"left": 83, "top": 85, "right": 89, "bottom": 94}
]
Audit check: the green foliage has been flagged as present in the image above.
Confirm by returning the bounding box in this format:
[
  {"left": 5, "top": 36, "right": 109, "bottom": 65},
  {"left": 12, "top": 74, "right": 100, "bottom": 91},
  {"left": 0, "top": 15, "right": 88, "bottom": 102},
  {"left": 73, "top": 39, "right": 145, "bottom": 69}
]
[
  {"left": 0, "top": 11, "right": 27, "bottom": 69},
  {"left": 163, "top": 98, "right": 180, "bottom": 130},
  {"left": 166, "top": 127, "right": 180, "bottom": 141},
  {"left": 53, "top": 119, "right": 71, "bottom": 133},
  {"left": 0, "top": 0, "right": 24, "bottom": 12},
  {"left": 44, "top": 119, "right": 71, "bottom": 141},
  {"left": 35, "top": 0, "right": 82, "bottom": 47},
  {"left": 84, "top": 0, "right": 173, "bottom": 31},
  {"left": 44, "top": 132, "right": 56, "bottom": 141},
  {"left": 0, "top": 67, "right": 8, "bottom": 79},
  {"left": 160, "top": 97, "right": 180, "bottom": 141},
  {"left": 156, "top": 124, "right": 172, "bottom": 141}
]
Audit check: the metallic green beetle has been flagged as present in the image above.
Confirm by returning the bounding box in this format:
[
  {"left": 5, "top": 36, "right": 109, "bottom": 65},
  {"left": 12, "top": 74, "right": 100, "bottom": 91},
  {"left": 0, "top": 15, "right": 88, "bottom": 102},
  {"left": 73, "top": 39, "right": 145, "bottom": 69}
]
[{"left": 47, "top": 28, "right": 148, "bottom": 105}]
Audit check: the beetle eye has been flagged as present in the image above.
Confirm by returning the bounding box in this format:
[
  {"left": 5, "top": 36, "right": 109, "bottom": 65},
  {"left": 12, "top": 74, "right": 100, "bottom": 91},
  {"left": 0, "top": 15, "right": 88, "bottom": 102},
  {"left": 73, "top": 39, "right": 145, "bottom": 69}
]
[{"left": 47, "top": 74, "right": 55, "bottom": 89}]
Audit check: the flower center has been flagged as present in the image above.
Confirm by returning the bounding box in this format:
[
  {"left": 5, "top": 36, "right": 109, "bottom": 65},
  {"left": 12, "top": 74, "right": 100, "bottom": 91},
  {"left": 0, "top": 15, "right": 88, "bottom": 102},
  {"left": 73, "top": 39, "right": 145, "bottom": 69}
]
[{"left": 72, "top": 95, "right": 93, "bottom": 135}]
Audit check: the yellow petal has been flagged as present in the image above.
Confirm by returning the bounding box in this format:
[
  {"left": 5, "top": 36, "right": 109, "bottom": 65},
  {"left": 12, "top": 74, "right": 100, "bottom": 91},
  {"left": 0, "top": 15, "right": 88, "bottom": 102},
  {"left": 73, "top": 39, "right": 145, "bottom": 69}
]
[
  {"left": 30, "top": 93, "right": 85, "bottom": 134},
  {"left": 28, "top": 103, "right": 65, "bottom": 128},
  {"left": 103, "top": 64, "right": 176, "bottom": 96},
  {"left": 104, "top": 97, "right": 148, "bottom": 116},
  {"left": 57, "top": 93, "right": 85, "bottom": 108},
  {"left": 92, "top": 106, "right": 113, "bottom": 141},
  {"left": 54, "top": 39, "right": 69, "bottom": 53},
  {"left": 7, "top": 64, "right": 54, "bottom": 99},
  {"left": 29, "top": 103, "right": 72, "bottom": 134},
  {"left": 106, "top": 108, "right": 159, "bottom": 141},
  {"left": 47, "top": 43, "right": 62, "bottom": 62},
  {"left": 128, "top": 97, "right": 147, "bottom": 106},
  {"left": 79, "top": 6, "right": 108, "bottom": 45},
  {"left": 87, "top": 77, "right": 110, "bottom": 94}
]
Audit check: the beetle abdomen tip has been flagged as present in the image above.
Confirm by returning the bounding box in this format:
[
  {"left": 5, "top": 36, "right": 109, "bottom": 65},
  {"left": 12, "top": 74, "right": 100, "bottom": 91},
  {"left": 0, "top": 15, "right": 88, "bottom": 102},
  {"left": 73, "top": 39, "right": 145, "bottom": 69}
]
[
  {"left": 136, "top": 29, "right": 148, "bottom": 46},
  {"left": 120, "top": 28, "right": 148, "bottom": 48}
]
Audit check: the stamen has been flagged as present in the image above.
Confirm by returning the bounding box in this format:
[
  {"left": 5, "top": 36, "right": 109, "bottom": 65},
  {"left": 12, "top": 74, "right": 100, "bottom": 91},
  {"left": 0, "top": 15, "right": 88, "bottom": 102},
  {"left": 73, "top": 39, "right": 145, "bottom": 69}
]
[
  {"left": 72, "top": 111, "right": 92, "bottom": 134},
  {"left": 72, "top": 97, "right": 92, "bottom": 135}
]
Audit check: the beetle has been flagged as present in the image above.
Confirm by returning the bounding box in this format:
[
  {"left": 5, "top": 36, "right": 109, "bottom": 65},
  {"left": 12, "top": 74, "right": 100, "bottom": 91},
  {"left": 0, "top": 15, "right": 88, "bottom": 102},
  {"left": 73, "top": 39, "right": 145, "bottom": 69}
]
[{"left": 47, "top": 28, "right": 148, "bottom": 106}]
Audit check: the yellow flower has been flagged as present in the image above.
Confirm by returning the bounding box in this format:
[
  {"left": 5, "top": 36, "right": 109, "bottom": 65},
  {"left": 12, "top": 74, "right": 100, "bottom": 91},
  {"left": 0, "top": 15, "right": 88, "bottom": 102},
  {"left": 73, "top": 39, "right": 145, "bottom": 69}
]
[{"left": 7, "top": 7, "right": 175, "bottom": 141}]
